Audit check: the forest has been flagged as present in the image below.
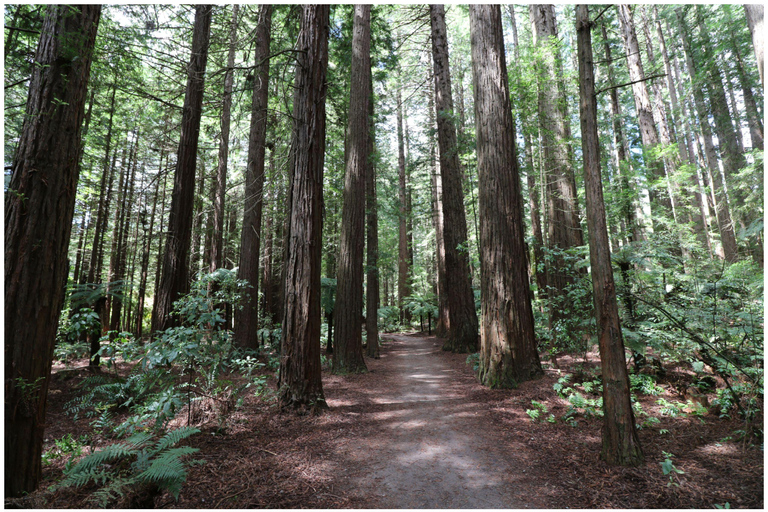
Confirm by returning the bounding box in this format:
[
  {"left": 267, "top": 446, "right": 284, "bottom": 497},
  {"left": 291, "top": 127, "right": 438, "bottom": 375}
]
[{"left": 4, "top": 3, "right": 764, "bottom": 508}]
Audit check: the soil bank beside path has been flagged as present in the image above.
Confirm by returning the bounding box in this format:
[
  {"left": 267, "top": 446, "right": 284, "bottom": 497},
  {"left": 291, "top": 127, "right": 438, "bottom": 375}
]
[{"left": 324, "top": 333, "right": 554, "bottom": 508}]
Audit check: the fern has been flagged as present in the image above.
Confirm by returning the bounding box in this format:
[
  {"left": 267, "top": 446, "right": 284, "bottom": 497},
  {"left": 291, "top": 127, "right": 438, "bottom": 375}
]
[
  {"left": 56, "top": 427, "right": 202, "bottom": 505},
  {"left": 154, "top": 426, "right": 199, "bottom": 452}
]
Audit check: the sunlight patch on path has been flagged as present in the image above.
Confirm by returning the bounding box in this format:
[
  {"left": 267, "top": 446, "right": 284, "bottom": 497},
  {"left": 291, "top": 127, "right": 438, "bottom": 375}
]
[{"left": 333, "top": 334, "right": 530, "bottom": 508}]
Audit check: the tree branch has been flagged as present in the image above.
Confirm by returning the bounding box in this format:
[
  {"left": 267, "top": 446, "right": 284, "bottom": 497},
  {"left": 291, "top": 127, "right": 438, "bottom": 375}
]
[
  {"left": 596, "top": 72, "right": 666, "bottom": 95},
  {"left": 592, "top": 5, "right": 613, "bottom": 24}
]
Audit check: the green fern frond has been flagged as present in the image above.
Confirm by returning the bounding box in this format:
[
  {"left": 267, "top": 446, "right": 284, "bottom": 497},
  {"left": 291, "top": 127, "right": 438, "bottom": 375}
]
[
  {"left": 56, "top": 467, "right": 110, "bottom": 490},
  {"left": 154, "top": 426, "right": 200, "bottom": 453},
  {"left": 90, "top": 476, "right": 134, "bottom": 507},
  {"left": 65, "top": 442, "right": 137, "bottom": 475},
  {"left": 125, "top": 431, "right": 154, "bottom": 449}
]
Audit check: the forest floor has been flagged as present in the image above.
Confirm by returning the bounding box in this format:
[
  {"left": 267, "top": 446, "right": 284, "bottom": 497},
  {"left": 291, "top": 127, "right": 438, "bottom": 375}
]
[{"left": 32, "top": 332, "right": 763, "bottom": 508}]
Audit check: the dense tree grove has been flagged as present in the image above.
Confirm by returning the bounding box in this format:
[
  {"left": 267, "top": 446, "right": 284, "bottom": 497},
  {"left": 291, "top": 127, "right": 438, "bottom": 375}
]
[{"left": 4, "top": 3, "right": 763, "bottom": 500}]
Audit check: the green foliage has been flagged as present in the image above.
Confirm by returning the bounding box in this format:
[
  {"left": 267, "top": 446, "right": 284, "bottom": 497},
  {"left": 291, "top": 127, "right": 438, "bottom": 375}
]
[
  {"left": 526, "top": 400, "right": 554, "bottom": 423},
  {"left": 321, "top": 277, "right": 336, "bottom": 315},
  {"left": 378, "top": 305, "right": 401, "bottom": 332},
  {"left": 619, "top": 250, "right": 763, "bottom": 423},
  {"left": 536, "top": 245, "right": 595, "bottom": 357},
  {"left": 660, "top": 451, "right": 685, "bottom": 487},
  {"left": 55, "top": 427, "right": 202, "bottom": 505},
  {"left": 629, "top": 374, "right": 665, "bottom": 396},
  {"left": 42, "top": 434, "right": 89, "bottom": 469},
  {"left": 403, "top": 293, "right": 439, "bottom": 320}
]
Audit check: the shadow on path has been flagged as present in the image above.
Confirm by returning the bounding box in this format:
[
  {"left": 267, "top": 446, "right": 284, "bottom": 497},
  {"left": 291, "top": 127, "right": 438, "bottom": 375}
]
[{"left": 326, "top": 334, "right": 547, "bottom": 508}]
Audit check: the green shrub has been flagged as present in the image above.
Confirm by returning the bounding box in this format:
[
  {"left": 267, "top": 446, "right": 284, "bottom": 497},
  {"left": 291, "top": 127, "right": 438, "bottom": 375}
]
[{"left": 54, "top": 427, "right": 202, "bottom": 506}]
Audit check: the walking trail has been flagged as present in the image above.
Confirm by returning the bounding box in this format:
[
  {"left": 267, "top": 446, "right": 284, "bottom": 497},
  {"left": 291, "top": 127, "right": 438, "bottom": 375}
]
[{"left": 325, "top": 333, "right": 552, "bottom": 508}]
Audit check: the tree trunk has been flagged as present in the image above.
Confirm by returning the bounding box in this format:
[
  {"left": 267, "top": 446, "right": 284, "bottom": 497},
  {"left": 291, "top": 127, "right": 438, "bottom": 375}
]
[
  {"left": 153, "top": 157, "right": 169, "bottom": 296},
  {"left": 110, "top": 132, "right": 139, "bottom": 334},
  {"left": 86, "top": 85, "right": 117, "bottom": 284},
  {"left": 136, "top": 158, "right": 163, "bottom": 339},
  {"left": 151, "top": 5, "right": 212, "bottom": 334},
  {"left": 234, "top": 4, "right": 272, "bottom": 350},
  {"left": 530, "top": 4, "right": 585, "bottom": 331},
  {"left": 616, "top": 5, "right": 669, "bottom": 216},
  {"left": 427, "top": 86, "right": 449, "bottom": 338},
  {"left": 676, "top": 8, "right": 739, "bottom": 262},
  {"left": 469, "top": 4, "right": 543, "bottom": 388},
  {"left": 333, "top": 4, "right": 370, "bottom": 374},
  {"left": 576, "top": 5, "right": 643, "bottom": 467},
  {"left": 639, "top": 8, "right": 687, "bottom": 257},
  {"left": 189, "top": 156, "right": 206, "bottom": 276},
  {"left": 210, "top": 5, "right": 239, "bottom": 276},
  {"left": 396, "top": 81, "right": 411, "bottom": 325},
  {"left": 729, "top": 23, "right": 763, "bottom": 151},
  {"left": 694, "top": 7, "right": 748, "bottom": 194},
  {"left": 278, "top": 4, "right": 330, "bottom": 411},
  {"left": 430, "top": 4, "right": 479, "bottom": 353},
  {"left": 507, "top": 6, "right": 547, "bottom": 299},
  {"left": 600, "top": 24, "right": 641, "bottom": 244},
  {"left": 4, "top": 5, "right": 100, "bottom": 497},
  {"left": 744, "top": 4, "right": 764, "bottom": 86},
  {"left": 366, "top": 74, "right": 380, "bottom": 360},
  {"left": 261, "top": 199, "right": 274, "bottom": 323}
]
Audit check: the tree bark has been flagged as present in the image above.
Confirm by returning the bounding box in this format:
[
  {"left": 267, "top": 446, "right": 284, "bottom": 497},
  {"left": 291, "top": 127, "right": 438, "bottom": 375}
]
[
  {"left": 366, "top": 74, "right": 380, "bottom": 360},
  {"left": 5, "top": 5, "right": 100, "bottom": 497},
  {"left": 427, "top": 85, "right": 449, "bottom": 338},
  {"left": 507, "top": 5, "right": 547, "bottom": 300},
  {"left": 616, "top": 5, "right": 669, "bottom": 217},
  {"left": 278, "top": 4, "right": 330, "bottom": 411},
  {"left": 469, "top": 4, "right": 543, "bottom": 388},
  {"left": 211, "top": 5, "right": 239, "bottom": 275},
  {"left": 234, "top": 4, "right": 272, "bottom": 350},
  {"left": 430, "top": 4, "right": 479, "bottom": 353},
  {"left": 136, "top": 158, "right": 163, "bottom": 338},
  {"left": 396, "top": 81, "right": 411, "bottom": 325},
  {"left": 86, "top": 85, "right": 117, "bottom": 284},
  {"left": 576, "top": 5, "right": 643, "bottom": 467},
  {"left": 530, "top": 4, "right": 585, "bottom": 331},
  {"left": 676, "top": 8, "right": 739, "bottom": 262},
  {"left": 600, "top": 24, "right": 641, "bottom": 244},
  {"left": 744, "top": 4, "right": 764, "bottom": 86},
  {"left": 694, "top": 6, "right": 748, "bottom": 196},
  {"left": 333, "top": 4, "right": 370, "bottom": 374},
  {"left": 729, "top": 20, "right": 763, "bottom": 151},
  {"left": 151, "top": 5, "right": 212, "bottom": 334}
]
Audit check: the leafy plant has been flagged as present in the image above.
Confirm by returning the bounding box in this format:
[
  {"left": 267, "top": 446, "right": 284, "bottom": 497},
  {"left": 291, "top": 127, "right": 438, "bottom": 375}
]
[
  {"left": 42, "top": 433, "right": 89, "bottom": 469},
  {"left": 629, "top": 373, "right": 665, "bottom": 396},
  {"left": 526, "top": 400, "right": 554, "bottom": 423},
  {"left": 54, "top": 427, "right": 202, "bottom": 506},
  {"left": 660, "top": 451, "right": 685, "bottom": 487}
]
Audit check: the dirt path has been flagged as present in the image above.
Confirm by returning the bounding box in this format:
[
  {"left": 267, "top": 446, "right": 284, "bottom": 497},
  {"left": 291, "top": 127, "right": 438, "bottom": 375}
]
[{"left": 326, "top": 334, "right": 550, "bottom": 508}]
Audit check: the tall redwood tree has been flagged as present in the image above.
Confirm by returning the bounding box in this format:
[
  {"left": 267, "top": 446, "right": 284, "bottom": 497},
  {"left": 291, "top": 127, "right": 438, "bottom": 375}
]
[
  {"left": 469, "top": 4, "right": 543, "bottom": 388},
  {"left": 577, "top": 4, "right": 643, "bottom": 466},
  {"left": 235, "top": 4, "right": 272, "bottom": 349},
  {"left": 278, "top": 4, "right": 331, "bottom": 411},
  {"left": 333, "top": 4, "right": 371, "bottom": 374},
  {"left": 430, "top": 3, "right": 479, "bottom": 353},
  {"left": 5, "top": 5, "right": 101, "bottom": 496},
  {"left": 151, "top": 5, "right": 212, "bottom": 333}
]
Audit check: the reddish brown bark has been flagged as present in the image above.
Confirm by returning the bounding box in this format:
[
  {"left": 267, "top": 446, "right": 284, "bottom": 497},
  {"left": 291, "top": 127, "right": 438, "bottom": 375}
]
[
  {"left": 278, "top": 5, "right": 330, "bottom": 411},
  {"left": 469, "top": 4, "right": 542, "bottom": 388},
  {"left": 577, "top": 5, "right": 643, "bottom": 466},
  {"left": 211, "top": 5, "right": 239, "bottom": 275},
  {"left": 333, "top": 5, "right": 371, "bottom": 374},
  {"left": 5, "top": 5, "right": 101, "bottom": 496},
  {"left": 430, "top": 4, "right": 479, "bottom": 353},
  {"left": 235, "top": 4, "right": 272, "bottom": 349},
  {"left": 151, "top": 5, "right": 212, "bottom": 333}
]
